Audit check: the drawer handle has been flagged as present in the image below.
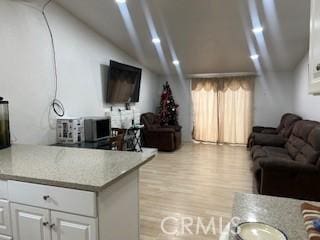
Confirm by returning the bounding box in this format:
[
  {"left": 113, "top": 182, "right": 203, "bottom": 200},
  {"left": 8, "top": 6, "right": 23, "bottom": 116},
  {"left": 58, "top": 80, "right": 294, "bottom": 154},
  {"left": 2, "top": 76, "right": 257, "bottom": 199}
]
[
  {"left": 50, "top": 224, "right": 56, "bottom": 229},
  {"left": 43, "top": 195, "right": 50, "bottom": 200},
  {"left": 43, "top": 221, "right": 49, "bottom": 226},
  {"left": 317, "top": 64, "right": 320, "bottom": 71}
]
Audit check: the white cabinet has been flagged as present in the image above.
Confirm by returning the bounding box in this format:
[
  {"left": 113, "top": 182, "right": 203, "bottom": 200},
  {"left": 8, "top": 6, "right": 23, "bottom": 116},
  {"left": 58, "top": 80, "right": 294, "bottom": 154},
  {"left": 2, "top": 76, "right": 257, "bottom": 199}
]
[
  {"left": 2, "top": 168, "right": 140, "bottom": 240},
  {"left": 0, "top": 181, "right": 8, "bottom": 200},
  {"left": 51, "top": 211, "right": 97, "bottom": 240},
  {"left": 0, "top": 200, "right": 11, "bottom": 237},
  {"left": 0, "top": 235, "right": 12, "bottom": 240},
  {"left": 11, "top": 203, "right": 97, "bottom": 240},
  {"left": 8, "top": 181, "right": 98, "bottom": 240},
  {"left": 309, "top": 0, "right": 320, "bottom": 94},
  {"left": 10, "top": 203, "right": 50, "bottom": 240}
]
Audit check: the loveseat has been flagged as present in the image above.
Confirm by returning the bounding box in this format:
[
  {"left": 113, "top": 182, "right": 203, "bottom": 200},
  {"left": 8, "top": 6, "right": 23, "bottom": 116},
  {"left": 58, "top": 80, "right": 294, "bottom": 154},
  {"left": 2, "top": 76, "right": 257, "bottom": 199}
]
[{"left": 251, "top": 120, "right": 320, "bottom": 201}]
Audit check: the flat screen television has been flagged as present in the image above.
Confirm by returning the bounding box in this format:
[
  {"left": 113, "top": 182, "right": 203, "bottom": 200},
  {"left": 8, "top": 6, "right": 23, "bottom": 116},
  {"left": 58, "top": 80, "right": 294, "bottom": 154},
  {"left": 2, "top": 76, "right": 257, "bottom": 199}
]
[{"left": 106, "top": 60, "right": 142, "bottom": 103}]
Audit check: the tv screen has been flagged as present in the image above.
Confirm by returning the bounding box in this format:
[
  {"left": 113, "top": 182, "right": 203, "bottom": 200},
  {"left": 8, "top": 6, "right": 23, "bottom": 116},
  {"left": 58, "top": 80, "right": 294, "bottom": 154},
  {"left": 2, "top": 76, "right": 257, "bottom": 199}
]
[{"left": 106, "top": 60, "right": 142, "bottom": 103}]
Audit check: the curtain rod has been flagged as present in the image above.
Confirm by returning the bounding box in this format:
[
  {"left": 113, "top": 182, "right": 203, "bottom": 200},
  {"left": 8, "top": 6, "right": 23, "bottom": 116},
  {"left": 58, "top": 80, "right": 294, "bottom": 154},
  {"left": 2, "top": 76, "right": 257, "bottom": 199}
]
[{"left": 186, "top": 72, "right": 258, "bottom": 79}]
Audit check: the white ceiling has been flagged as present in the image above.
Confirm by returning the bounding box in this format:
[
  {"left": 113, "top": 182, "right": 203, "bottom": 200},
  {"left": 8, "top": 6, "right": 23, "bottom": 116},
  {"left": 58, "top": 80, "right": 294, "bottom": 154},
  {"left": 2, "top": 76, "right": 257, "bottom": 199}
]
[{"left": 56, "top": 0, "right": 310, "bottom": 75}]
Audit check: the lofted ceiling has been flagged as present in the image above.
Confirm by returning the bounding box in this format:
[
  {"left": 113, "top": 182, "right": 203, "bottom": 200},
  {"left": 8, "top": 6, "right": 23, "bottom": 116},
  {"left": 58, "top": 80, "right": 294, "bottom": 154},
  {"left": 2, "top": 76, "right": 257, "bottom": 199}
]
[{"left": 56, "top": 0, "right": 310, "bottom": 75}]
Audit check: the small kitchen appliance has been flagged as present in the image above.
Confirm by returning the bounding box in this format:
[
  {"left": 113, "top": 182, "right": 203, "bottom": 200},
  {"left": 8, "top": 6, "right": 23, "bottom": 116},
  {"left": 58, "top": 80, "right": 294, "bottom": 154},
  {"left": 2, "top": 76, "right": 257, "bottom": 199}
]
[
  {"left": 0, "top": 97, "right": 10, "bottom": 149},
  {"left": 56, "top": 118, "right": 84, "bottom": 144}
]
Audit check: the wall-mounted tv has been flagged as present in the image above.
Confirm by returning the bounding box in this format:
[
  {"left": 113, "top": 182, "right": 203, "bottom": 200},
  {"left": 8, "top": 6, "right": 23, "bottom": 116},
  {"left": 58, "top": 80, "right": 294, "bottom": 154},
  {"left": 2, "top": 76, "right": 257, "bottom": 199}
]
[{"left": 106, "top": 60, "right": 142, "bottom": 103}]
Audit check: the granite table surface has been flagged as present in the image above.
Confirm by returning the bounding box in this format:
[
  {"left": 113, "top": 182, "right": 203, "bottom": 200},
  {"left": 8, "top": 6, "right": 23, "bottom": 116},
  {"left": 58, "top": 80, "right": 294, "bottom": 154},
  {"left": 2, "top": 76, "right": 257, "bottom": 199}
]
[
  {"left": 229, "top": 193, "right": 312, "bottom": 240},
  {"left": 0, "top": 144, "right": 157, "bottom": 192}
]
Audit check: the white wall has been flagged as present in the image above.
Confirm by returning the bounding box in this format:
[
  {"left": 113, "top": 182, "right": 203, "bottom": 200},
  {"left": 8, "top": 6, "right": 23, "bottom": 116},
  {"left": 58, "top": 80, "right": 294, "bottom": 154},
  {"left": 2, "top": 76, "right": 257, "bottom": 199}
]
[
  {"left": 293, "top": 54, "right": 320, "bottom": 121},
  {"left": 253, "top": 72, "right": 294, "bottom": 127},
  {"left": 0, "top": 0, "right": 161, "bottom": 144},
  {"left": 163, "top": 72, "right": 294, "bottom": 142}
]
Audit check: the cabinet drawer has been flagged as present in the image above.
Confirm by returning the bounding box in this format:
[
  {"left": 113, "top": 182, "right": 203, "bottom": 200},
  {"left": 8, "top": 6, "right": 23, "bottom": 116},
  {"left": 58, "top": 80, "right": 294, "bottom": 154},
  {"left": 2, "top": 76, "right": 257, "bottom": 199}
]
[
  {"left": 8, "top": 181, "right": 96, "bottom": 217},
  {"left": 0, "top": 181, "right": 8, "bottom": 200}
]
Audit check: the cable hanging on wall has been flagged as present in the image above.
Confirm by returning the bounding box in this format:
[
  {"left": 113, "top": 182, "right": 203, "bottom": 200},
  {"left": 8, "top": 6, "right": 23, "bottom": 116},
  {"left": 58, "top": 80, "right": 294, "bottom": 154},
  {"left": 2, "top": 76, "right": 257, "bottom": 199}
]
[{"left": 42, "top": 0, "right": 65, "bottom": 117}]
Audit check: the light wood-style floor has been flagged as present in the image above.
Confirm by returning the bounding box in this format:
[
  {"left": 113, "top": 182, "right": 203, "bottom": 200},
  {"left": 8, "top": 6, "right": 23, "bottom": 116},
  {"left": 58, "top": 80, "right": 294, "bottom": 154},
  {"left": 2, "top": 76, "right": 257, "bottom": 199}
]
[{"left": 140, "top": 143, "right": 253, "bottom": 240}]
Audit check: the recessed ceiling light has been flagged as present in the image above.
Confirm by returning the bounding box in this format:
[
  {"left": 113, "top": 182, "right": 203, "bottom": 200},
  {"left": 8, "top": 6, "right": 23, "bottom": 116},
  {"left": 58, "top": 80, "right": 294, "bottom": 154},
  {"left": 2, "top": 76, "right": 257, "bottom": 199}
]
[
  {"left": 115, "top": 0, "right": 126, "bottom": 4},
  {"left": 250, "top": 54, "right": 259, "bottom": 60},
  {"left": 152, "top": 38, "right": 161, "bottom": 44},
  {"left": 173, "top": 60, "right": 180, "bottom": 66},
  {"left": 252, "top": 27, "right": 264, "bottom": 34}
]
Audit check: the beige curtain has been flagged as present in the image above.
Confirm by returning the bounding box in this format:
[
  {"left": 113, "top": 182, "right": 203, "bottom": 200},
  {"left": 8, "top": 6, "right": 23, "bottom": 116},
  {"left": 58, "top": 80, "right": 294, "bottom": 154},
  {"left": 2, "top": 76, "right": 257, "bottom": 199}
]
[
  {"left": 192, "top": 79, "right": 219, "bottom": 142},
  {"left": 192, "top": 76, "right": 253, "bottom": 144}
]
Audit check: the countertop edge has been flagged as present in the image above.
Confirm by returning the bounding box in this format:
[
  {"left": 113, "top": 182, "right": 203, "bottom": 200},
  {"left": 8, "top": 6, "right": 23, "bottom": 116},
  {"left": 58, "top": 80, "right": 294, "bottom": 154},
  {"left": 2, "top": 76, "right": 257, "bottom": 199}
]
[
  {"left": 0, "top": 153, "right": 156, "bottom": 192},
  {"left": 97, "top": 153, "right": 156, "bottom": 191}
]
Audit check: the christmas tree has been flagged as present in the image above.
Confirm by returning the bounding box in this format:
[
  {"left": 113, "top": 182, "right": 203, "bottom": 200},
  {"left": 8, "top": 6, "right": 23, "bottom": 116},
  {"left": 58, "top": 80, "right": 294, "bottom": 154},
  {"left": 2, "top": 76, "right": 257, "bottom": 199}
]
[{"left": 159, "top": 82, "right": 179, "bottom": 126}]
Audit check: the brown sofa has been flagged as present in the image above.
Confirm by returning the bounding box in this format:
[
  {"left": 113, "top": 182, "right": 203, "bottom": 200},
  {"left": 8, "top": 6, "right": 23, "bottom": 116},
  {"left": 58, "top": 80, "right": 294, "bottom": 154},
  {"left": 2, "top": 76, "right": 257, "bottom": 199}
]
[
  {"left": 247, "top": 113, "right": 302, "bottom": 149},
  {"left": 140, "top": 112, "right": 182, "bottom": 152},
  {"left": 251, "top": 120, "right": 320, "bottom": 201}
]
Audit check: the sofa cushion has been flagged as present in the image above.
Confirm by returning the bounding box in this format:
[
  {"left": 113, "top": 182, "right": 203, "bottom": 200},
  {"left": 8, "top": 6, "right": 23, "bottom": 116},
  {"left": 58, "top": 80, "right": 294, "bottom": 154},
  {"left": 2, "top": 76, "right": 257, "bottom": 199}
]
[
  {"left": 252, "top": 156, "right": 292, "bottom": 182},
  {"left": 141, "top": 112, "right": 161, "bottom": 130},
  {"left": 278, "top": 114, "right": 302, "bottom": 138},
  {"left": 305, "top": 127, "right": 320, "bottom": 165},
  {"left": 252, "top": 146, "right": 267, "bottom": 160},
  {"left": 251, "top": 145, "right": 261, "bottom": 157},
  {"left": 309, "top": 127, "right": 320, "bottom": 151},
  {"left": 286, "top": 135, "right": 305, "bottom": 159},
  {"left": 296, "top": 144, "right": 318, "bottom": 164},
  {"left": 149, "top": 124, "right": 161, "bottom": 130},
  {"left": 252, "top": 133, "right": 286, "bottom": 147},
  {"left": 264, "top": 146, "right": 290, "bottom": 158},
  {"left": 285, "top": 121, "right": 320, "bottom": 164},
  {"left": 252, "top": 146, "right": 291, "bottom": 161}
]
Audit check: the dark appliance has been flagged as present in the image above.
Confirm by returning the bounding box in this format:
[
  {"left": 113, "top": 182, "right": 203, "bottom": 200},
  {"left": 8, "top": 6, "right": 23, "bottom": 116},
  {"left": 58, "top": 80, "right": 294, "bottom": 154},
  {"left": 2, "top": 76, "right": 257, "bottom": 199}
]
[
  {"left": 84, "top": 117, "right": 111, "bottom": 142},
  {"left": 0, "top": 97, "right": 10, "bottom": 149}
]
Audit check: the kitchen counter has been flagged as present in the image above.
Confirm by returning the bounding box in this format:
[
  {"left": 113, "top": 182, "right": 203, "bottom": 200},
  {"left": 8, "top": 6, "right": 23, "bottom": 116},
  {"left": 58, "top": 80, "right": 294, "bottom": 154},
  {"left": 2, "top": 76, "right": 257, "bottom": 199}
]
[
  {"left": 229, "top": 193, "right": 310, "bottom": 240},
  {"left": 0, "top": 144, "right": 156, "bottom": 192},
  {"left": 0, "top": 144, "right": 157, "bottom": 240}
]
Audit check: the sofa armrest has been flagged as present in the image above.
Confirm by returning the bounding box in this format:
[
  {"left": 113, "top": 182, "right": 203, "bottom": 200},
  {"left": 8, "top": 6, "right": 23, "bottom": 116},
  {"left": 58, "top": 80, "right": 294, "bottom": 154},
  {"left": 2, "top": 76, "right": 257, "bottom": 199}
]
[
  {"left": 259, "top": 159, "right": 320, "bottom": 200},
  {"left": 164, "top": 125, "right": 182, "bottom": 131},
  {"left": 253, "top": 133, "right": 286, "bottom": 147},
  {"left": 261, "top": 128, "right": 278, "bottom": 134},
  {"left": 253, "top": 126, "right": 277, "bottom": 133},
  {"left": 147, "top": 128, "right": 175, "bottom": 133},
  {"left": 174, "top": 125, "right": 182, "bottom": 131}
]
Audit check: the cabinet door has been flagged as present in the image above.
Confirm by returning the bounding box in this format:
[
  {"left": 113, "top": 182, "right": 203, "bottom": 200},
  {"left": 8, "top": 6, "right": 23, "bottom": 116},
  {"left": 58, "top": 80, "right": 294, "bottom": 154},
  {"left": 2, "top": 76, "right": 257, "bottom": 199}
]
[
  {"left": 51, "top": 211, "right": 97, "bottom": 240},
  {"left": 0, "top": 235, "right": 12, "bottom": 240},
  {"left": 309, "top": 0, "right": 320, "bottom": 93},
  {"left": 10, "top": 203, "right": 50, "bottom": 240},
  {"left": 0, "top": 200, "right": 11, "bottom": 236}
]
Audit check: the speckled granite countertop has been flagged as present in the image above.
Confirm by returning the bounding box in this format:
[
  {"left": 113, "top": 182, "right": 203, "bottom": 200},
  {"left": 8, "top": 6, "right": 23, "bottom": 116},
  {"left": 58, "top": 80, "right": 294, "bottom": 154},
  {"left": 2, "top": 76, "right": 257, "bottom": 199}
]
[
  {"left": 0, "top": 144, "right": 156, "bottom": 192},
  {"left": 229, "top": 193, "right": 310, "bottom": 240}
]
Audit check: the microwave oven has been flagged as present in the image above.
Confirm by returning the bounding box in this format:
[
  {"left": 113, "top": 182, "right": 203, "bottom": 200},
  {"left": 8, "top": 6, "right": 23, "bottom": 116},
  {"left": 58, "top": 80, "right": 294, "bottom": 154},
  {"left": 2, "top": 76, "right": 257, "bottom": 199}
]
[{"left": 84, "top": 117, "right": 111, "bottom": 142}]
